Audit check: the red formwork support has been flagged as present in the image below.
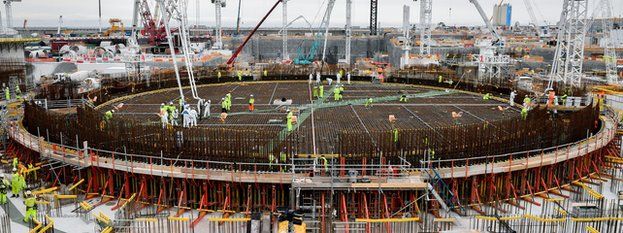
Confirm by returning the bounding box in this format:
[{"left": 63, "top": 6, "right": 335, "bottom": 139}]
[
  {"left": 156, "top": 178, "right": 169, "bottom": 213},
  {"left": 382, "top": 193, "right": 391, "bottom": 233},
  {"left": 191, "top": 182, "right": 210, "bottom": 228},
  {"left": 362, "top": 193, "right": 371, "bottom": 233},
  {"left": 175, "top": 180, "right": 188, "bottom": 217},
  {"left": 111, "top": 172, "right": 132, "bottom": 210},
  {"left": 339, "top": 193, "right": 349, "bottom": 233},
  {"left": 321, "top": 192, "right": 326, "bottom": 233},
  {"left": 470, "top": 176, "right": 484, "bottom": 214}
]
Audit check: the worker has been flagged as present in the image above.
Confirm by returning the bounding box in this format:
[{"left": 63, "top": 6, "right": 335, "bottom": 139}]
[
  {"left": 23, "top": 191, "right": 37, "bottom": 223},
  {"left": 12, "top": 157, "right": 18, "bottom": 170},
  {"left": 523, "top": 95, "right": 531, "bottom": 109},
  {"left": 521, "top": 107, "right": 529, "bottom": 120},
  {"left": 237, "top": 70, "right": 243, "bottom": 81},
  {"left": 327, "top": 78, "right": 333, "bottom": 86},
  {"left": 548, "top": 90, "right": 555, "bottom": 107},
  {"left": 319, "top": 155, "right": 329, "bottom": 173},
  {"left": 561, "top": 93, "right": 568, "bottom": 106},
  {"left": 483, "top": 93, "right": 491, "bottom": 100},
  {"left": 203, "top": 99, "right": 211, "bottom": 118},
  {"left": 248, "top": 94, "right": 255, "bottom": 112},
  {"left": 269, "top": 153, "right": 276, "bottom": 169},
  {"left": 312, "top": 85, "right": 319, "bottom": 98},
  {"left": 159, "top": 107, "right": 169, "bottom": 128},
  {"left": 27, "top": 163, "right": 36, "bottom": 180},
  {"left": 178, "top": 97, "right": 185, "bottom": 110},
  {"left": 365, "top": 98, "right": 373, "bottom": 108},
  {"left": 217, "top": 71, "right": 222, "bottom": 80},
  {"left": 197, "top": 99, "right": 205, "bottom": 118},
  {"left": 103, "top": 110, "right": 114, "bottom": 122},
  {"left": 11, "top": 168, "right": 24, "bottom": 197},
  {"left": 309, "top": 73, "right": 314, "bottom": 83},
  {"left": 280, "top": 149, "right": 287, "bottom": 171},
  {"left": 4, "top": 84, "right": 9, "bottom": 101},
  {"left": 316, "top": 72, "right": 321, "bottom": 83},
  {"left": 438, "top": 75, "right": 443, "bottom": 83},
  {"left": 0, "top": 179, "right": 7, "bottom": 205},
  {"left": 400, "top": 94, "right": 408, "bottom": 102},
  {"left": 509, "top": 90, "right": 517, "bottom": 106},
  {"left": 286, "top": 109, "right": 294, "bottom": 132},
  {"left": 319, "top": 85, "right": 324, "bottom": 98},
  {"left": 336, "top": 71, "right": 342, "bottom": 84},
  {"left": 263, "top": 69, "right": 268, "bottom": 77},
  {"left": 0, "top": 174, "right": 9, "bottom": 204},
  {"left": 338, "top": 85, "right": 344, "bottom": 100},
  {"left": 15, "top": 85, "right": 21, "bottom": 99},
  {"left": 347, "top": 72, "right": 351, "bottom": 84},
  {"left": 333, "top": 86, "right": 340, "bottom": 101},
  {"left": 393, "top": 128, "right": 399, "bottom": 144},
  {"left": 221, "top": 97, "right": 227, "bottom": 113},
  {"left": 167, "top": 102, "right": 176, "bottom": 123}
]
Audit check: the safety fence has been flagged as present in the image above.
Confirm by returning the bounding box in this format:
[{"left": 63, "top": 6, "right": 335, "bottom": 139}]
[
  {"left": 0, "top": 209, "right": 10, "bottom": 233},
  {"left": 339, "top": 104, "right": 600, "bottom": 166},
  {"left": 470, "top": 212, "right": 623, "bottom": 233},
  {"left": 32, "top": 98, "right": 93, "bottom": 110}
]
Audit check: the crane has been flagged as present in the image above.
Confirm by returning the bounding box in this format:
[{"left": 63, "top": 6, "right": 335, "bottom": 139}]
[
  {"left": 468, "top": 0, "right": 510, "bottom": 84},
  {"left": 155, "top": 0, "right": 201, "bottom": 101},
  {"left": 320, "top": 0, "right": 337, "bottom": 63},
  {"left": 3, "top": 0, "right": 21, "bottom": 29},
  {"left": 282, "top": 0, "right": 288, "bottom": 60},
  {"left": 227, "top": 0, "right": 283, "bottom": 66},
  {"left": 370, "top": 0, "right": 378, "bottom": 35},
  {"left": 418, "top": 0, "right": 433, "bottom": 56},
  {"left": 521, "top": 0, "right": 542, "bottom": 37},
  {"left": 212, "top": 0, "right": 226, "bottom": 50},
  {"left": 345, "top": 0, "right": 352, "bottom": 65},
  {"left": 548, "top": 0, "right": 588, "bottom": 89},
  {"left": 132, "top": 0, "right": 168, "bottom": 46},
  {"left": 590, "top": 0, "right": 618, "bottom": 84},
  {"left": 468, "top": 0, "right": 504, "bottom": 46}
]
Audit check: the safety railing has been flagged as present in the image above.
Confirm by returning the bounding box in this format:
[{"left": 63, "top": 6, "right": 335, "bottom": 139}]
[
  {"left": 7, "top": 113, "right": 617, "bottom": 181},
  {"left": 32, "top": 98, "right": 93, "bottom": 110},
  {"left": 0, "top": 209, "right": 10, "bottom": 233}
]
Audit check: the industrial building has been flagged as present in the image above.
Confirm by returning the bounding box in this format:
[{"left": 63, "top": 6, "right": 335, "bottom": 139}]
[{"left": 0, "top": 0, "right": 623, "bottom": 233}]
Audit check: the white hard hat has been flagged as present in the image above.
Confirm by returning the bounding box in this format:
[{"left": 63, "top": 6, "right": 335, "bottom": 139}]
[
  {"left": 25, "top": 190, "right": 32, "bottom": 195},
  {"left": 12, "top": 168, "right": 17, "bottom": 172},
  {"left": 0, "top": 174, "right": 4, "bottom": 178}
]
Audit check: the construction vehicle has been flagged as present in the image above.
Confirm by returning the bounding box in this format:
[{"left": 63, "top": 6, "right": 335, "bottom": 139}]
[{"left": 103, "top": 18, "right": 125, "bottom": 37}]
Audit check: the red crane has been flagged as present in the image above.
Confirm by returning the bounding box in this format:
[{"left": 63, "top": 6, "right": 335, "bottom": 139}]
[
  {"left": 226, "top": 0, "right": 283, "bottom": 66},
  {"left": 138, "top": 0, "right": 167, "bottom": 46}
]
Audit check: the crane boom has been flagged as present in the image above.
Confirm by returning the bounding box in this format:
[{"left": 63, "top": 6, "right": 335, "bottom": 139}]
[
  {"left": 468, "top": 0, "right": 503, "bottom": 45},
  {"left": 522, "top": 0, "right": 541, "bottom": 36},
  {"left": 227, "top": 0, "right": 283, "bottom": 65}
]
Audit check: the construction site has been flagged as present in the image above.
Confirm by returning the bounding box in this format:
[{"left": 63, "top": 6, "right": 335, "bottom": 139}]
[{"left": 1, "top": 0, "right": 623, "bottom": 232}]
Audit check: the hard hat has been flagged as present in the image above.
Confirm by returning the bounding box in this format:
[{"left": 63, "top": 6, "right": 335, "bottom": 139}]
[
  {"left": 12, "top": 168, "right": 17, "bottom": 172},
  {"left": 0, "top": 174, "right": 4, "bottom": 178},
  {"left": 250, "top": 94, "right": 253, "bottom": 97},
  {"left": 161, "top": 103, "right": 165, "bottom": 106},
  {"left": 25, "top": 190, "right": 32, "bottom": 196}
]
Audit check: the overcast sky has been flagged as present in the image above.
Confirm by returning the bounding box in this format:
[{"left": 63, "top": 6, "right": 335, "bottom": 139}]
[{"left": 6, "top": 0, "right": 623, "bottom": 28}]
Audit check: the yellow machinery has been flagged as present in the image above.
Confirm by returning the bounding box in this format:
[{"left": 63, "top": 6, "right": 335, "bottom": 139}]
[{"left": 103, "top": 18, "right": 125, "bottom": 36}]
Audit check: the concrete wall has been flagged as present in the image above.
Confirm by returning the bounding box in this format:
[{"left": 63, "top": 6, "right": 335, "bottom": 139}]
[{"left": 223, "top": 36, "right": 386, "bottom": 64}]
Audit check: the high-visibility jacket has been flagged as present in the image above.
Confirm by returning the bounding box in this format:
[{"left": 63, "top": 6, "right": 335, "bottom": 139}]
[
  {"left": 249, "top": 98, "right": 255, "bottom": 105},
  {"left": 104, "top": 111, "right": 113, "bottom": 121},
  {"left": 25, "top": 197, "right": 36, "bottom": 209},
  {"left": 393, "top": 129, "right": 399, "bottom": 143}
]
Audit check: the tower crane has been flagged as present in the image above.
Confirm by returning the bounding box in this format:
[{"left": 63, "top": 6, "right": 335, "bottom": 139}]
[
  {"left": 591, "top": 0, "right": 618, "bottom": 84},
  {"left": 211, "top": 0, "right": 226, "bottom": 50},
  {"left": 521, "top": 0, "right": 542, "bottom": 37},
  {"left": 282, "top": 0, "right": 288, "bottom": 61},
  {"left": 345, "top": 0, "right": 352, "bottom": 65},
  {"left": 468, "top": 0, "right": 504, "bottom": 47},
  {"left": 548, "top": 0, "right": 588, "bottom": 89},
  {"left": 132, "top": 0, "right": 168, "bottom": 46},
  {"left": 418, "top": 0, "right": 433, "bottom": 56},
  {"left": 468, "top": 0, "right": 511, "bottom": 84},
  {"left": 3, "top": 0, "right": 21, "bottom": 29}
]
